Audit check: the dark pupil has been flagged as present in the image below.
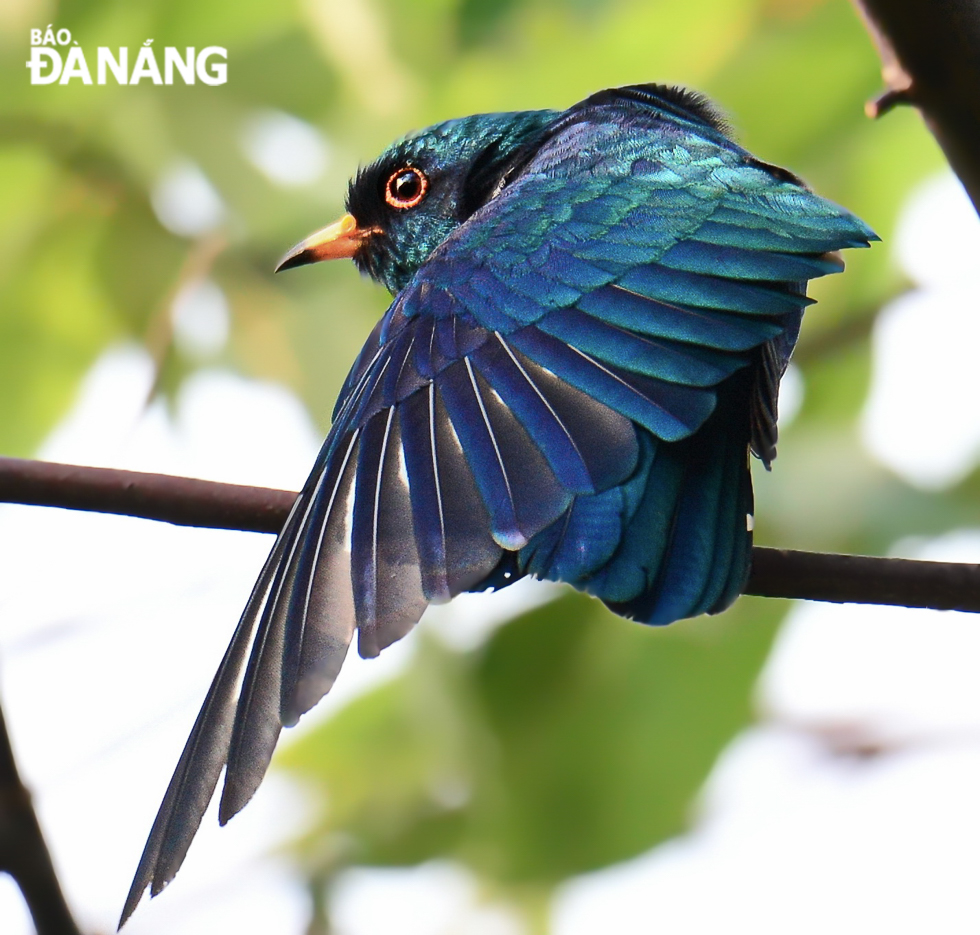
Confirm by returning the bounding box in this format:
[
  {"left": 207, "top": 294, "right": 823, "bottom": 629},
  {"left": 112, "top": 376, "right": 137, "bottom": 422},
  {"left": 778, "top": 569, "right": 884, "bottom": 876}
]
[{"left": 393, "top": 171, "right": 420, "bottom": 201}]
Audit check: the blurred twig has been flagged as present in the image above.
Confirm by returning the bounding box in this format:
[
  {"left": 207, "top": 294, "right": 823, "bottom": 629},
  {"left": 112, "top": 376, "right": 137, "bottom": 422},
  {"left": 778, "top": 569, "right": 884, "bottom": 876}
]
[
  {"left": 770, "top": 716, "right": 980, "bottom": 761},
  {"left": 853, "top": 0, "right": 980, "bottom": 215},
  {"left": 142, "top": 231, "right": 228, "bottom": 407},
  {"left": 0, "top": 696, "right": 83, "bottom": 935},
  {"left": 2, "top": 456, "right": 980, "bottom": 613}
]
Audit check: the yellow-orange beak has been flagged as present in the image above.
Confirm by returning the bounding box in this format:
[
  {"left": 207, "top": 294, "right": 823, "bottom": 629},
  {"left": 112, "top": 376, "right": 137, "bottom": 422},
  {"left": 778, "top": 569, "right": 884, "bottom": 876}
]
[{"left": 275, "top": 213, "right": 376, "bottom": 272}]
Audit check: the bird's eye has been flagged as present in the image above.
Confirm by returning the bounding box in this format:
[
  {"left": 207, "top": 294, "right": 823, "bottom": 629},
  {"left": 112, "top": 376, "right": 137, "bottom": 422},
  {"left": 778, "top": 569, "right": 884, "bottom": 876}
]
[{"left": 384, "top": 167, "right": 428, "bottom": 210}]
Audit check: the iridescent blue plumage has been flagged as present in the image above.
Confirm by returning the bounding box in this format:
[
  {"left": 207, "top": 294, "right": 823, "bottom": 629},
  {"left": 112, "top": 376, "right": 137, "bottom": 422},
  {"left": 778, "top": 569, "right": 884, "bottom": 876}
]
[{"left": 122, "top": 83, "right": 876, "bottom": 924}]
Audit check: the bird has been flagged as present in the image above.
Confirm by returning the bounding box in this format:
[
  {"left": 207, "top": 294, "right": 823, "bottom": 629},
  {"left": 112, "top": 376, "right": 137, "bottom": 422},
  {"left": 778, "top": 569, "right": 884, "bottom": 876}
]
[{"left": 121, "top": 82, "right": 875, "bottom": 924}]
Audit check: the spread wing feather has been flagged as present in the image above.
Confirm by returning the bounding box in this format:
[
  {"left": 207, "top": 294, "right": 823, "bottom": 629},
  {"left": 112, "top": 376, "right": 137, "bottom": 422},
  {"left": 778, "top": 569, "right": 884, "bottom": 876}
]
[
  {"left": 469, "top": 333, "right": 637, "bottom": 493},
  {"left": 120, "top": 498, "right": 306, "bottom": 922},
  {"left": 352, "top": 409, "right": 429, "bottom": 658}
]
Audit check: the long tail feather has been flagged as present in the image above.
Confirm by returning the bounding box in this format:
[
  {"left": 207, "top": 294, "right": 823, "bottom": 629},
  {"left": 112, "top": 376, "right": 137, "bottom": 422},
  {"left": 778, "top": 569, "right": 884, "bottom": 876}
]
[{"left": 119, "top": 499, "right": 305, "bottom": 927}]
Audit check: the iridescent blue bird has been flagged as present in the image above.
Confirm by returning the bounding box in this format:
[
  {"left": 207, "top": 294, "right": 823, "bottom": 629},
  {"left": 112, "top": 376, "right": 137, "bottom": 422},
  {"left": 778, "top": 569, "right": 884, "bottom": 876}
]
[{"left": 122, "top": 83, "right": 875, "bottom": 922}]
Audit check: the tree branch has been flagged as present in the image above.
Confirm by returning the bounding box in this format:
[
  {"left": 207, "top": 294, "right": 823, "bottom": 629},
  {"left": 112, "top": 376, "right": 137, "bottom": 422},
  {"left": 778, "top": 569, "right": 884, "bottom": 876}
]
[
  {"left": 0, "top": 456, "right": 293, "bottom": 534},
  {"left": 744, "top": 546, "right": 980, "bottom": 613},
  {"left": 0, "top": 698, "right": 83, "bottom": 935},
  {"left": 853, "top": 0, "right": 980, "bottom": 214},
  {"left": 1, "top": 456, "right": 979, "bottom": 613}
]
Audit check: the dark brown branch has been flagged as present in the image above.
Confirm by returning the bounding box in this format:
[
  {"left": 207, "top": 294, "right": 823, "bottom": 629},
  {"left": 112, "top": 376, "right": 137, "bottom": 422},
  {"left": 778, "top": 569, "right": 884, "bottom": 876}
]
[
  {"left": 0, "top": 456, "right": 295, "bottom": 535},
  {"left": 744, "top": 547, "right": 980, "bottom": 613},
  {"left": 2, "top": 456, "right": 980, "bottom": 614},
  {"left": 853, "top": 0, "right": 980, "bottom": 215},
  {"left": 0, "top": 700, "right": 83, "bottom": 935}
]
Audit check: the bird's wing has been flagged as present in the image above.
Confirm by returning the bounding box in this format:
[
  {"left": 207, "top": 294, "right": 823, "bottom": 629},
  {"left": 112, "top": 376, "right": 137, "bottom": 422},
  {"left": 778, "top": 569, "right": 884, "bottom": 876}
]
[{"left": 122, "top": 87, "right": 875, "bottom": 924}]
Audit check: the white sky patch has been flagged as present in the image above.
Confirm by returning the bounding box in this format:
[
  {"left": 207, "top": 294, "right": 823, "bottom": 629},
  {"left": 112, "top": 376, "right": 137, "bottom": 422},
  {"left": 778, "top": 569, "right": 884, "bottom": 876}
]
[
  {"left": 894, "top": 173, "right": 980, "bottom": 288},
  {"left": 330, "top": 862, "right": 525, "bottom": 935},
  {"left": 861, "top": 172, "right": 980, "bottom": 489},
  {"left": 171, "top": 278, "right": 231, "bottom": 359},
  {"left": 552, "top": 728, "right": 980, "bottom": 935},
  {"left": 777, "top": 361, "right": 804, "bottom": 429},
  {"left": 39, "top": 344, "right": 156, "bottom": 463},
  {"left": 241, "top": 110, "right": 329, "bottom": 188},
  {"left": 762, "top": 529, "right": 980, "bottom": 738},
  {"left": 151, "top": 160, "right": 226, "bottom": 237}
]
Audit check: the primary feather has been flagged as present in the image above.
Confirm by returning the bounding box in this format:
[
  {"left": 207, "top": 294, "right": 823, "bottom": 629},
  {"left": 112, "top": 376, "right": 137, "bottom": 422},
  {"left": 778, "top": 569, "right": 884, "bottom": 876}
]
[{"left": 122, "top": 83, "right": 875, "bottom": 924}]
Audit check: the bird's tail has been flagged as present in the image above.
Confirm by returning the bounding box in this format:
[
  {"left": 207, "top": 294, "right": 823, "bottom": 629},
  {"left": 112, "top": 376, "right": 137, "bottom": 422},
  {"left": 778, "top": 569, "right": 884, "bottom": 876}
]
[{"left": 520, "top": 369, "right": 755, "bottom": 626}]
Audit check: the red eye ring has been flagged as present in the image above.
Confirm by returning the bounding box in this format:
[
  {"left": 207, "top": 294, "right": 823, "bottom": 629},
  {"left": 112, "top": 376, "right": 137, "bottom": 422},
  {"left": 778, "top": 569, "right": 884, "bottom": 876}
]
[{"left": 385, "top": 167, "right": 428, "bottom": 209}]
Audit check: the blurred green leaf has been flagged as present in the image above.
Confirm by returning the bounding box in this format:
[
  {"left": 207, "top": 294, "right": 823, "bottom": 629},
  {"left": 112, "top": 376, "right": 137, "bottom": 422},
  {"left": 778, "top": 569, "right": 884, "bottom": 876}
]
[
  {"left": 0, "top": 147, "right": 121, "bottom": 454},
  {"left": 279, "top": 593, "right": 784, "bottom": 894}
]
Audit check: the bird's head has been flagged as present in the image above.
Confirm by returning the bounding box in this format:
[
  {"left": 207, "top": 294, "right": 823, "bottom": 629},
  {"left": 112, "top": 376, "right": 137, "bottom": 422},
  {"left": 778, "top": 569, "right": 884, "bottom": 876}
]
[{"left": 275, "top": 109, "right": 556, "bottom": 294}]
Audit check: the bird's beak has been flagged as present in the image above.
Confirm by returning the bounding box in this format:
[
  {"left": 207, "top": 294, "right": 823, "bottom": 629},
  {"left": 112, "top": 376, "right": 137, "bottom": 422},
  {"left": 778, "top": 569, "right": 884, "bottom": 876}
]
[{"left": 275, "top": 213, "right": 376, "bottom": 272}]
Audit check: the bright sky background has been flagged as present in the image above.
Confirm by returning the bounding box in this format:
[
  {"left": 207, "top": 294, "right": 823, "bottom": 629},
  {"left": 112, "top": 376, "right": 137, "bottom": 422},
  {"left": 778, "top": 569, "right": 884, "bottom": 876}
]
[
  {"left": 862, "top": 173, "right": 980, "bottom": 489},
  {"left": 1, "top": 167, "right": 979, "bottom": 935}
]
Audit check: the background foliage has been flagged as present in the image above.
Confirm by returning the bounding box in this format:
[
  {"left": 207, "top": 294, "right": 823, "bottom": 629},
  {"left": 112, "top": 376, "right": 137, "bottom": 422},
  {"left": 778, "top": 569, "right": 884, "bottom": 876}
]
[{"left": 0, "top": 0, "right": 954, "bottom": 930}]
